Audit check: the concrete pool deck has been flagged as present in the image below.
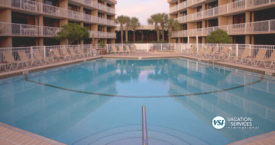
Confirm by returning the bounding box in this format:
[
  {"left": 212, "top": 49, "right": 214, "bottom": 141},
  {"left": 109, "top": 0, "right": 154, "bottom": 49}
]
[{"left": 0, "top": 123, "right": 65, "bottom": 145}]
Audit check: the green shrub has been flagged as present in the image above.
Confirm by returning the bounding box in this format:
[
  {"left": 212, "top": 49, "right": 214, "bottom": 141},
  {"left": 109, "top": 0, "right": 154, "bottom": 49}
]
[
  {"left": 206, "top": 29, "right": 232, "bottom": 44},
  {"left": 56, "top": 23, "right": 89, "bottom": 44}
]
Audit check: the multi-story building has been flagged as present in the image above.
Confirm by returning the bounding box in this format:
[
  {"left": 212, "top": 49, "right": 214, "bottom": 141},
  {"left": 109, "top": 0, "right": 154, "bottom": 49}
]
[
  {"left": 168, "top": 0, "right": 275, "bottom": 45},
  {"left": 0, "top": 0, "right": 116, "bottom": 47}
]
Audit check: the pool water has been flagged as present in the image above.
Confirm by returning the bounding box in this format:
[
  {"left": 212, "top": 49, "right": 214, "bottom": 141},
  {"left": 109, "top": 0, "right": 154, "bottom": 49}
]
[{"left": 0, "top": 58, "right": 274, "bottom": 145}]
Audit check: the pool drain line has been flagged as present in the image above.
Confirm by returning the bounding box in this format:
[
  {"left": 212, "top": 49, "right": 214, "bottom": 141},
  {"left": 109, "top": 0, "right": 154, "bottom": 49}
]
[{"left": 24, "top": 75, "right": 264, "bottom": 98}]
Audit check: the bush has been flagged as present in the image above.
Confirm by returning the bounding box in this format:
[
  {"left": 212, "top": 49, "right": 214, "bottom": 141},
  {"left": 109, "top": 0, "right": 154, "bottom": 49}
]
[
  {"left": 56, "top": 23, "right": 89, "bottom": 44},
  {"left": 206, "top": 29, "right": 232, "bottom": 44}
]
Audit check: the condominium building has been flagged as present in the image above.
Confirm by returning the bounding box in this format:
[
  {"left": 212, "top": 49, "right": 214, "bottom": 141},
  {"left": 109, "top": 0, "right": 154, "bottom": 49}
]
[
  {"left": 168, "top": 0, "right": 275, "bottom": 45},
  {"left": 0, "top": 0, "right": 116, "bottom": 47}
]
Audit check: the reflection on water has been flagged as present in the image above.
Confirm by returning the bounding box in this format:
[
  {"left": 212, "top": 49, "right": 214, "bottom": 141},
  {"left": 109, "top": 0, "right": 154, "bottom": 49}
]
[{"left": 0, "top": 58, "right": 274, "bottom": 145}]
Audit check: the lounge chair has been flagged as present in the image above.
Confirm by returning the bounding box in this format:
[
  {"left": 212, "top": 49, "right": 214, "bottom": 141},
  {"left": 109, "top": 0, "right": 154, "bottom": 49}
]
[
  {"left": 69, "top": 47, "right": 79, "bottom": 59},
  {"left": 131, "top": 45, "right": 137, "bottom": 53},
  {"left": 118, "top": 46, "right": 124, "bottom": 54},
  {"left": 17, "top": 50, "right": 32, "bottom": 68},
  {"left": 61, "top": 47, "right": 71, "bottom": 60},
  {"left": 263, "top": 50, "right": 275, "bottom": 69},
  {"left": 51, "top": 49, "right": 62, "bottom": 62},
  {"left": 209, "top": 46, "right": 219, "bottom": 59},
  {"left": 125, "top": 45, "right": 131, "bottom": 54},
  {"left": 77, "top": 47, "right": 86, "bottom": 57},
  {"left": 203, "top": 47, "right": 212, "bottom": 58},
  {"left": 111, "top": 46, "right": 117, "bottom": 54},
  {"left": 217, "top": 47, "right": 230, "bottom": 60},
  {"left": 196, "top": 46, "right": 205, "bottom": 57},
  {"left": 2, "top": 50, "right": 19, "bottom": 71},
  {"left": 252, "top": 49, "right": 267, "bottom": 66},
  {"left": 32, "top": 49, "right": 47, "bottom": 65},
  {"left": 236, "top": 48, "right": 251, "bottom": 64}
]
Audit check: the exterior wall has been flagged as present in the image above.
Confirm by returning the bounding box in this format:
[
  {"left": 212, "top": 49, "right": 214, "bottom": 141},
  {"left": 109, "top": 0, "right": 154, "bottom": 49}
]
[
  {"left": 0, "top": 0, "right": 117, "bottom": 47},
  {"left": 168, "top": 0, "right": 275, "bottom": 45}
]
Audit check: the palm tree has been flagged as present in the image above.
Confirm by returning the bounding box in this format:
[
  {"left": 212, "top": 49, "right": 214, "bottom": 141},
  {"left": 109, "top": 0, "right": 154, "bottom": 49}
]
[
  {"left": 130, "top": 17, "right": 140, "bottom": 43},
  {"left": 148, "top": 14, "right": 162, "bottom": 42},
  {"left": 167, "top": 18, "right": 180, "bottom": 43},
  {"left": 124, "top": 16, "right": 131, "bottom": 43},
  {"left": 116, "top": 15, "right": 127, "bottom": 43},
  {"left": 160, "top": 13, "right": 168, "bottom": 42}
]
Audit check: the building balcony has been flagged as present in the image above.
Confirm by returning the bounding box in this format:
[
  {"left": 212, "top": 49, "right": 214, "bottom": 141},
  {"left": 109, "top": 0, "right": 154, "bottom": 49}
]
[
  {"left": 70, "top": 0, "right": 116, "bottom": 14},
  {"left": 172, "top": 19, "right": 275, "bottom": 37},
  {"left": 0, "top": 22, "right": 116, "bottom": 39},
  {"left": 187, "top": 0, "right": 205, "bottom": 8},
  {"left": 171, "top": 0, "right": 275, "bottom": 22},
  {"left": 0, "top": 0, "right": 116, "bottom": 26},
  {"left": 177, "top": 16, "right": 187, "bottom": 23}
]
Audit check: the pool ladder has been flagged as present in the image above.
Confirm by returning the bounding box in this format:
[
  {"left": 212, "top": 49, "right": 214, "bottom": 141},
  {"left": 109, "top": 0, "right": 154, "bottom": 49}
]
[{"left": 142, "top": 106, "right": 148, "bottom": 145}]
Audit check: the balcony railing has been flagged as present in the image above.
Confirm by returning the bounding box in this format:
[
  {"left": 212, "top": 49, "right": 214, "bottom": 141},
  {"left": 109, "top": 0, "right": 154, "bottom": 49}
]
[
  {"left": 172, "top": 19, "right": 275, "bottom": 37},
  {"left": 0, "top": 22, "right": 116, "bottom": 39},
  {"left": 171, "top": 0, "right": 275, "bottom": 22},
  {"left": 0, "top": 0, "right": 116, "bottom": 26},
  {"left": 68, "top": 0, "right": 115, "bottom": 14},
  {"left": 187, "top": 0, "right": 205, "bottom": 7},
  {"left": 177, "top": 16, "right": 187, "bottom": 23}
]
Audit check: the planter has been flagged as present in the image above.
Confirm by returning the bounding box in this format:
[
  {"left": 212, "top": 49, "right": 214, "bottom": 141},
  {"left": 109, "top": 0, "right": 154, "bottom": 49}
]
[{"left": 101, "top": 50, "right": 106, "bottom": 55}]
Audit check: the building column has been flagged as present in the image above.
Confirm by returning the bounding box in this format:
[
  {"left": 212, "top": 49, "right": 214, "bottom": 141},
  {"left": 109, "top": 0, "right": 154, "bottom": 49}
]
[{"left": 0, "top": 9, "right": 12, "bottom": 47}]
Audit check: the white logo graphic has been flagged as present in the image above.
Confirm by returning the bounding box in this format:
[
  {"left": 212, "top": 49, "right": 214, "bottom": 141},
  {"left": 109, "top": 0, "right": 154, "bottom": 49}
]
[{"left": 212, "top": 116, "right": 226, "bottom": 129}]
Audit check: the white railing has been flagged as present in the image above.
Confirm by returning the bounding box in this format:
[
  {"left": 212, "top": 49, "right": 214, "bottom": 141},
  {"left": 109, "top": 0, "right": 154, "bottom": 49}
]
[
  {"left": 172, "top": 19, "right": 275, "bottom": 37},
  {"left": 187, "top": 0, "right": 205, "bottom": 7},
  {"left": 0, "top": 22, "right": 116, "bottom": 38},
  {"left": 177, "top": 16, "right": 187, "bottom": 23},
  {"left": 0, "top": 0, "right": 116, "bottom": 25},
  {"left": 171, "top": 0, "right": 274, "bottom": 22},
  {"left": 170, "top": 5, "right": 178, "bottom": 13},
  {"left": 0, "top": 43, "right": 274, "bottom": 72}
]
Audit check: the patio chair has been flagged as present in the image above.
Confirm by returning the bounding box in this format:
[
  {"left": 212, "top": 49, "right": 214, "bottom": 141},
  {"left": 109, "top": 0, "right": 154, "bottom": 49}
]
[
  {"left": 217, "top": 47, "right": 230, "bottom": 60},
  {"left": 33, "top": 49, "right": 47, "bottom": 65},
  {"left": 252, "top": 49, "right": 267, "bottom": 66},
  {"left": 51, "top": 49, "right": 62, "bottom": 62},
  {"left": 125, "top": 45, "right": 131, "bottom": 54},
  {"left": 209, "top": 46, "right": 219, "bottom": 59},
  {"left": 17, "top": 50, "right": 32, "bottom": 68},
  {"left": 77, "top": 47, "right": 86, "bottom": 57},
  {"left": 111, "top": 46, "right": 117, "bottom": 54},
  {"left": 2, "top": 50, "right": 19, "bottom": 71},
  {"left": 263, "top": 50, "right": 275, "bottom": 69},
  {"left": 61, "top": 47, "right": 71, "bottom": 60},
  {"left": 118, "top": 46, "right": 124, "bottom": 54},
  {"left": 203, "top": 47, "right": 212, "bottom": 58},
  {"left": 196, "top": 46, "right": 205, "bottom": 57},
  {"left": 131, "top": 45, "right": 137, "bottom": 53},
  {"left": 236, "top": 48, "right": 251, "bottom": 64},
  {"left": 69, "top": 47, "right": 80, "bottom": 59}
]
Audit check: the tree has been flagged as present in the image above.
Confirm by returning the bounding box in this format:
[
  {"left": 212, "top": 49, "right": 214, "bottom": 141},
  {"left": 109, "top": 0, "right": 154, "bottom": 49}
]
[
  {"left": 56, "top": 23, "right": 89, "bottom": 45},
  {"left": 116, "top": 15, "right": 127, "bottom": 43},
  {"left": 124, "top": 16, "right": 131, "bottom": 43},
  {"left": 148, "top": 14, "right": 162, "bottom": 42},
  {"left": 167, "top": 18, "right": 180, "bottom": 43},
  {"left": 206, "top": 29, "right": 232, "bottom": 43},
  {"left": 160, "top": 13, "right": 168, "bottom": 42},
  {"left": 130, "top": 17, "right": 140, "bottom": 43}
]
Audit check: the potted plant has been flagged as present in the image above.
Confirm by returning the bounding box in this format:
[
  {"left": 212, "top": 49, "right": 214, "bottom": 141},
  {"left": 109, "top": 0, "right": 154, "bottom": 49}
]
[{"left": 98, "top": 40, "right": 106, "bottom": 55}]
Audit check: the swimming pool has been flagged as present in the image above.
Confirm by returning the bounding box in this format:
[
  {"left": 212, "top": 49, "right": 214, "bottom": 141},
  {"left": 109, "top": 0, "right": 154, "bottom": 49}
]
[{"left": 0, "top": 58, "right": 274, "bottom": 145}]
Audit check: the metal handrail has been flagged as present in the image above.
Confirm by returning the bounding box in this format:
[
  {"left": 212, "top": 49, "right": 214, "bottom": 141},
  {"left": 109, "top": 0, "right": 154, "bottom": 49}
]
[{"left": 142, "top": 106, "right": 148, "bottom": 145}]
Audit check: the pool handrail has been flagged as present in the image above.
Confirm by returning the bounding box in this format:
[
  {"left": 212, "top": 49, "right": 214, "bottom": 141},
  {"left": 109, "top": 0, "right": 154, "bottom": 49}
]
[{"left": 142, "top": 106, "right": 148, "bottom": 145}]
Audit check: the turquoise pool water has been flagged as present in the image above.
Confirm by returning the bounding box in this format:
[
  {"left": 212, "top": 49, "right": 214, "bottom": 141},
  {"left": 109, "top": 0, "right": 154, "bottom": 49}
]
[{"left": 0, "top": 58, "right": 274, "bottom": 145}]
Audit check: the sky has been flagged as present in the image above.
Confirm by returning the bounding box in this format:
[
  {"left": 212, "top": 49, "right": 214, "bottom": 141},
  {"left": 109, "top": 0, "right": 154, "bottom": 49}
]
[{"left": 116, "top": 0, "right": 169, "bottom": 25}]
